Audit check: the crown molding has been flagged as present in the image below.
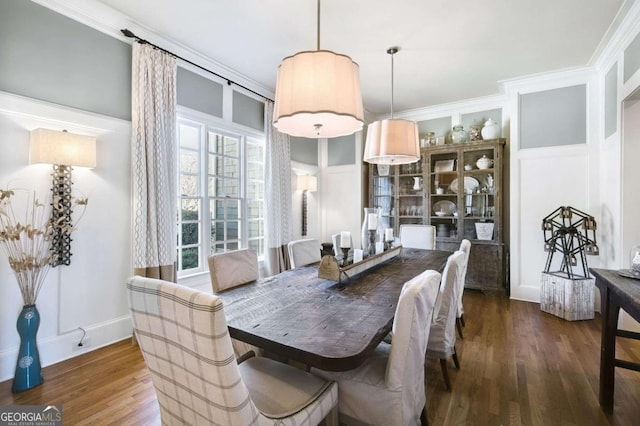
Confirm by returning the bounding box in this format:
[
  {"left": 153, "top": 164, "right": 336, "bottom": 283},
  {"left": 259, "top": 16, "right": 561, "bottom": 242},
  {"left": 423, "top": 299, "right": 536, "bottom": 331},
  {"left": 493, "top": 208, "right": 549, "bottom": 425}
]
[
  {"left": 374, "top": 93, "right": 507, "bottom": 122},
  {"left": 500, "top": 66, "right": 596, "bottom": 95},
  {"left": 593, "top": 0, "right": 640, "bottom": 73}
]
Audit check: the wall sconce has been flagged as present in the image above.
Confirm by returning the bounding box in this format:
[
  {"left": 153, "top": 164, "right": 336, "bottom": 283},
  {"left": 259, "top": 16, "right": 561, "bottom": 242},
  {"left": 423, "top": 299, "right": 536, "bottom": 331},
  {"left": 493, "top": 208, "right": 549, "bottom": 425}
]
[
  {"left": 295, "top": 175, "right": 317, "bottom": 236},
  {"left": 29, "top": 128, "right": 96, "bottom": 267}
]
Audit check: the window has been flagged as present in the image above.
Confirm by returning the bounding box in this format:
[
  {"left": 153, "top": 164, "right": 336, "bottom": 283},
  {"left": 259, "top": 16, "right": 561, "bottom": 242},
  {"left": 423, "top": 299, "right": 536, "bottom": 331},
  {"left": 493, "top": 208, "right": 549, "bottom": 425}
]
[{"left": 177, "top": 115, "right": 265, "bottom": 276}]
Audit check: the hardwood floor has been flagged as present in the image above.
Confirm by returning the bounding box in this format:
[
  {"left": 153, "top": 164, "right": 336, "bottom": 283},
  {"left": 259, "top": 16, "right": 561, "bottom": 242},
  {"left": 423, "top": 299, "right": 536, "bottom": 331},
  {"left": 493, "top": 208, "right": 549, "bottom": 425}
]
[{"left": 1, "top": 291, "right": 639, "bottom": 425}]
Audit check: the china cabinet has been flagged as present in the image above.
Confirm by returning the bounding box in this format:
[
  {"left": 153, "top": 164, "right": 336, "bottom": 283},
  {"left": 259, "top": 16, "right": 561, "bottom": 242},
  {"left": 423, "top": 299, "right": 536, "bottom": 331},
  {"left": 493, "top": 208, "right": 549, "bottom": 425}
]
[
  {"left": 423, "top": 139, "right": 506, "bottom": 291},
  {"left": 366, "top": 138, "right": 505, "bottom": 292}
]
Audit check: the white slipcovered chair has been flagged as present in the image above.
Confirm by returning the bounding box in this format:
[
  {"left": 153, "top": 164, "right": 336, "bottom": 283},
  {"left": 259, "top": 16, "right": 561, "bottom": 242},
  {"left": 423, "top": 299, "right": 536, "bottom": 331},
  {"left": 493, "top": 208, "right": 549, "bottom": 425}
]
[
  {"left": 399, "top": 224, "right": 436, "bottom": 250},
  {"left": 312, "top": 269, "right": 442, "bottom": 425},
  {"left": 127, "top": 276, "right": 338, "bottom": 426},
  {"left": 331, "top": 232, "right": 353, "bottom": 256},
  {"left": 426, "top": 251, "right": 465, "bottom": 390},
  {"left": 456, "top": 239, "right": 472, "bottom": 339},
  {"left": 208, "top": 248, "right": 261, "bottom": 357},
  {"left": 287, "top": 238, "right": 321, "bottom": 268}
]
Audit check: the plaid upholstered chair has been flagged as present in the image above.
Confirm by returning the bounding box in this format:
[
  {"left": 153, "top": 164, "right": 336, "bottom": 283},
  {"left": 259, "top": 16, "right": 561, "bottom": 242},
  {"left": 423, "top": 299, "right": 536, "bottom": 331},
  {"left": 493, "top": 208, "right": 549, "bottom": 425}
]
[
  {"left": 287, "top": 238, "right": 321, "bottom": 268},
  {"left": 426, "top": 251, "right": 465, "bottom": 390},
  {"left": 456, "top": 240, "right": 471, "bottom": 339},
  {"left": 207, "top": 248, "right": 262, "bottom": 358},
  {"left": 312, "top": 269, "right": 441, "bottom": 425},
  {"left": 127, "top": 276, "right": 338, "bottom": 426}
]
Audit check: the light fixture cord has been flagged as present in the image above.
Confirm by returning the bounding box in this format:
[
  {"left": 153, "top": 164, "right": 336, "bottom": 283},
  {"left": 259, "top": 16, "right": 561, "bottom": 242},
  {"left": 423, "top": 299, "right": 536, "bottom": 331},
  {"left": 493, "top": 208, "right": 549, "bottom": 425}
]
[
  {"left": 317, "top": 0, "right": 321, "bottom": 50},
  {"left": 390, "top": 51, "right": 394, "bottom": 118}
]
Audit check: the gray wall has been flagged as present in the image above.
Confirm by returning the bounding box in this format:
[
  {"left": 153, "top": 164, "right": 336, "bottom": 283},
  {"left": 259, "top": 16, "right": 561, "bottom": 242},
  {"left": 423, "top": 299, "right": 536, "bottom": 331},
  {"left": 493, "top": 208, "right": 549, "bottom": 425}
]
[
  {"left": 328, "top": 134, "right": 355, "bottom": 166},
  {"left": 0, "top": 0, "right": 131, "bottom": 120},
  {"left": 290, "top": 137, "right": 318, "bottom": 165},
  {"left": 519, "top": 85, "right": 587, "bottom": 149},
  {"left": 624, "top": 31, "right": 640, "bottom": 83},
  {"left": 461, "top": 109, "right": 502, "bottom": 134},
  {"left": 177, "top": 68, "right": 223, "bottom": 117},
  {"left": 232, "top": 91, "right": 264, "bottom": 132},
  {"left": 605, "top": 63, "right": 618, "bottom": 138},
  {"left": 417, "top": 116, "right": 452, "bottom": 140}
]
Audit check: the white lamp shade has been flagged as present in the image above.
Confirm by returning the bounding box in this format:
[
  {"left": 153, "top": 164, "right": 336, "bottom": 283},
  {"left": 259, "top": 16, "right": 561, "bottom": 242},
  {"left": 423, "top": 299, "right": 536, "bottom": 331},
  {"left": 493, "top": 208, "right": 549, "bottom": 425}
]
[
  {"left": 296, "top": 174, "right": 318, "bottom": 192},
  {"left": 273, "top": 50, "right": 364, "bottom": 138},
  {"left": 30, "top": 128, "right": 96, "bottom": 168},
  {"left": 363, "top": 119, "right": 420, "bottom": 165}
]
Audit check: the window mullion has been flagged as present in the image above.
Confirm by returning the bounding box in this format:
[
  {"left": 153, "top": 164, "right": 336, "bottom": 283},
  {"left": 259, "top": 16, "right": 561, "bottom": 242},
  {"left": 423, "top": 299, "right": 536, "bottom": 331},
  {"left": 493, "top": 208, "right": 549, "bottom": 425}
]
[{"left": 202, "top": 125, "right": 211, "bottom": 261}]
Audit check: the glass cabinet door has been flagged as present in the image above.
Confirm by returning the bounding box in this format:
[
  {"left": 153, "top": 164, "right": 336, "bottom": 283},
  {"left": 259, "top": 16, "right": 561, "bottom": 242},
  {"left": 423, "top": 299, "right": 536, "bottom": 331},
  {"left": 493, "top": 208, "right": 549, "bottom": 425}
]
[
  {"left": 372, "top": 165, "right": 395, "bottom": 231},
  {"left": 397, "top": 161, "right": 424, "bottom": 229},
  {"left": 461, "top": 147, "right": 497, "bottom": 242},
  {"left": 429, "top": 151, "right": 460, "bottom": 240}
]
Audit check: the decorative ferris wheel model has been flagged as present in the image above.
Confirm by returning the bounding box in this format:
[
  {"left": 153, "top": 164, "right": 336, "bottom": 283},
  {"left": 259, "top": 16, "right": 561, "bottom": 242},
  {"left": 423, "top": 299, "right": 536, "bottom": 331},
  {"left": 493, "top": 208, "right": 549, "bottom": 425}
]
[{"left": 542, "top": 206, "right": 599, "bottom": 279}]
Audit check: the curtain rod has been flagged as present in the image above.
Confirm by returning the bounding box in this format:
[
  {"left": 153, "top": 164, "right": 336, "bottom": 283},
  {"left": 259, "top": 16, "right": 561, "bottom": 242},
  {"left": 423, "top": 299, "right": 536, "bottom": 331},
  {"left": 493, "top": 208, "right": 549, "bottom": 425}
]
[{"left": 121, "top": 29, "right": 274, "bottom": 103}]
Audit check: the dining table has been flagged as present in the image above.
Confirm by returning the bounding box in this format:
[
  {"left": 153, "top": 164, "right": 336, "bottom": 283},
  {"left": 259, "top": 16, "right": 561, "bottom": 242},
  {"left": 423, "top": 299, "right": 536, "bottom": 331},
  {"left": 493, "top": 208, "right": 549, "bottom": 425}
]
[{"left": 217, "top": 248, "right": 451, "bottom": 372}]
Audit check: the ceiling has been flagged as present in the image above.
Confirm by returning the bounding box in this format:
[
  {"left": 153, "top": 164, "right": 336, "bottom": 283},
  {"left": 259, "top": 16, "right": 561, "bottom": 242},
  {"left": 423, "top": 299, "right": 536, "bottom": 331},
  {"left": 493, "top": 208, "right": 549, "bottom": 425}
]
[{"left": 97, "top": 0, "right": 629, "bottom": 116}]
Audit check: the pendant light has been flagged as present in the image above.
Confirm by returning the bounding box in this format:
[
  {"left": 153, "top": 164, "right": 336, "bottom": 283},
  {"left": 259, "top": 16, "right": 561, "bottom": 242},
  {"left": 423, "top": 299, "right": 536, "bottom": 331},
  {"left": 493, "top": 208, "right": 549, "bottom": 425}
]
[
  {"left": 273, "top": 0, "right": 364, "bottom": 138},
  {"left": 363, "top": 47, "right": 419, "bottom": 165}
]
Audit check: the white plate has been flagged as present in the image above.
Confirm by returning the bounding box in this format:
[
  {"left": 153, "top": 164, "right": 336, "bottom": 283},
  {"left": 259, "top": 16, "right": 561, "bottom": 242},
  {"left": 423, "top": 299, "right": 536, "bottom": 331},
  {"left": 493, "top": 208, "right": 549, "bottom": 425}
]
[
  {"left": 433, "top": 200, "right": 456, "bottom": 215},
  {"left": 450, "top": 177, "right": 480, "bottom": 194}
]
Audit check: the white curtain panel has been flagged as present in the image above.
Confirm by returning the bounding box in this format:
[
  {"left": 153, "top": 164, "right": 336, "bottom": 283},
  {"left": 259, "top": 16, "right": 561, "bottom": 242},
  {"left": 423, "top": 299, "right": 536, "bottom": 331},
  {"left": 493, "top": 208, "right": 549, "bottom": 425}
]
[
  {"left": 264, "top": 101, "right": 293, "bottom": 276},
  {"left": 131, "top": 43, "right": 178, "bottom": 281}
]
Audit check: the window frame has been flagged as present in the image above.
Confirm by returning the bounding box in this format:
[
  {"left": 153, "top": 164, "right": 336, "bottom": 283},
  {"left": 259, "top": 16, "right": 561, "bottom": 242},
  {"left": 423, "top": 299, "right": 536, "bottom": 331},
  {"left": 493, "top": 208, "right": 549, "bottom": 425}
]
[{"left": 176, "top": 107, "right": 265, "bottom": 279}]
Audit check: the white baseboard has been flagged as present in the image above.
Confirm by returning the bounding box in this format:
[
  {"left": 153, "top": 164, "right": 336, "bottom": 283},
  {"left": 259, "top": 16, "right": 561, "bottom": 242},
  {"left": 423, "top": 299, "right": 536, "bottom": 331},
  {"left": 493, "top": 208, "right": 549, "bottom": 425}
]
[{"left": 0, "top": 315, "right": 132, "bottom": 383}]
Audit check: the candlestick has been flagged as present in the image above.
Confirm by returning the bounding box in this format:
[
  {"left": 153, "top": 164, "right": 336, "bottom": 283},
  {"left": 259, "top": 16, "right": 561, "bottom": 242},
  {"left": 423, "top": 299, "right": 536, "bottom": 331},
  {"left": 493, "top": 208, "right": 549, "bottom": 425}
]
[
  {"left": 368, "top": 230, "right": 376, "bottom": 256},
  {"left": 384, "top": 228, "right": 394, "bottom": 241},
  {"left": 341, "top": 247, "right": 350, "bottom": 267}
]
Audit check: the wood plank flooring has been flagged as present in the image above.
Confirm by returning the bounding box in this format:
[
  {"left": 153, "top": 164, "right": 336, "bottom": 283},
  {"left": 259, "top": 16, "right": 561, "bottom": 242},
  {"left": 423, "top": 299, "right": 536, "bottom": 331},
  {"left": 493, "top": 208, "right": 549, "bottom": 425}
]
[{"left": 1, "top": 291, "right": 639, "bottom": 425}]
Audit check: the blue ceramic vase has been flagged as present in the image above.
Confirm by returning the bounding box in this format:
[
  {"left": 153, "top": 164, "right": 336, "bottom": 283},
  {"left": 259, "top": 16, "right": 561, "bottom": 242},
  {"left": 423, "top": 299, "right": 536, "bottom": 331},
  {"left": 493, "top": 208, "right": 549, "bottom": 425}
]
[{"left": 12, "top": 304, "right": 43, "bottom": 392}]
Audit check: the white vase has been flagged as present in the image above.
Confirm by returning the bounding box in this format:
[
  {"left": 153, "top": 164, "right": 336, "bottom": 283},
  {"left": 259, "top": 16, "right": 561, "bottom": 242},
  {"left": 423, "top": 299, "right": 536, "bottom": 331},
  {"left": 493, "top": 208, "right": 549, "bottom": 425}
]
[{"left": 481, "top": 119, "right": 500, "bottom": 140}]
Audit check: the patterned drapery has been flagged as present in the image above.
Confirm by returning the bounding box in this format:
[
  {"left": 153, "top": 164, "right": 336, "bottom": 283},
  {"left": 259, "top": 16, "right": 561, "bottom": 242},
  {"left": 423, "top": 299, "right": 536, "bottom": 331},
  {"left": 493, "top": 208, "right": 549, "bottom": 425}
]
[
  {"left": 264, "top": 101, "right": 293, "bottom": 276},
  {"left": 131, "top": 43, "right": 177, "bottom": 281}
]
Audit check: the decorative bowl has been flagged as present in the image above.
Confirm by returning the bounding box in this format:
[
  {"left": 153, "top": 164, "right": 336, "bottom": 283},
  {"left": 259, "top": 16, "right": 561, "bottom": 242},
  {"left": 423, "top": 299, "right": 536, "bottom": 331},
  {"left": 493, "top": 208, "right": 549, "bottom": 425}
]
[{"left": 435, "top": 211, "right": 447, "bottom": 217}]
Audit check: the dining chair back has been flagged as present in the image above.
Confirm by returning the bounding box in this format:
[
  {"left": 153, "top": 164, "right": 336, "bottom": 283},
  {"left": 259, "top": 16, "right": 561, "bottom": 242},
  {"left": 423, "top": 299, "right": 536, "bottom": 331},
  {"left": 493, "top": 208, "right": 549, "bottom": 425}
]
[
  {"left": 127, "top": 276, "right": 338, "bottom": 426},
  {"left": 399, "top": 224, "right": 436, "bottom": 249},
  {"left": 312, "top": 269, "right": 441, "bottom": 425},
  {"left": 456, "top": 239, "right": 472, "bottom": 338},
  {"left": 208, "top": 248, "right": 258, "bottom": 293},
  {"left": 427, "top": 250, "right": 465, "bottom": 390},
  {"left": 208, "top": 248, "right": 262, "bottom": 357},
  {"left": 288, "top": 238, "right": 321, "bottom": 268}
]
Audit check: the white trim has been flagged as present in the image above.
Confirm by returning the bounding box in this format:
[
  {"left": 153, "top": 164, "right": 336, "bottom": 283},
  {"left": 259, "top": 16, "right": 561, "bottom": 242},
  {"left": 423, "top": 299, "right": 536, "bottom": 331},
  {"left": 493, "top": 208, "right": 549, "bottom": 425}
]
[
  {"left": 0, "top": 91, "right": 131, "bottom": 132},
  {"left": 0, "top": 315, "right": 132, "bottom": 382},
  {"left": 502, "top": 66, "right": 596, "bottom": 95},
  {"left": 380, "top": 94, "right": 507, "bottom": 122},
  {"left": 177, "top": 105, "right": 265, "bottom": 138},
  {"left": 594, "top": 0, "right": 640, "bottom": 73}
]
